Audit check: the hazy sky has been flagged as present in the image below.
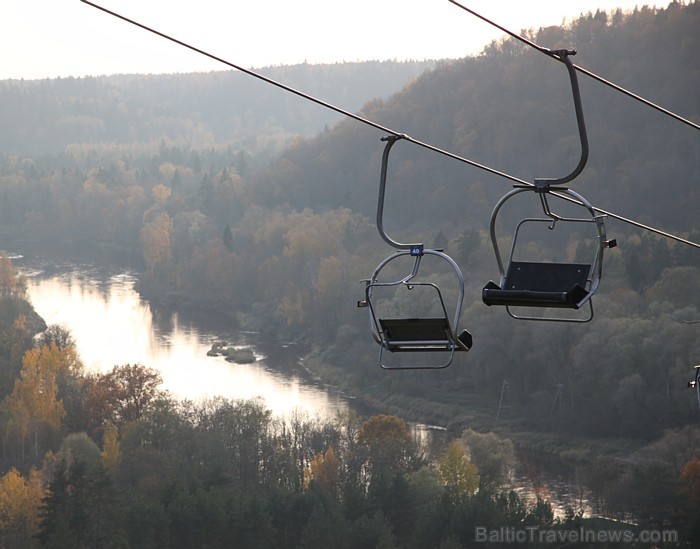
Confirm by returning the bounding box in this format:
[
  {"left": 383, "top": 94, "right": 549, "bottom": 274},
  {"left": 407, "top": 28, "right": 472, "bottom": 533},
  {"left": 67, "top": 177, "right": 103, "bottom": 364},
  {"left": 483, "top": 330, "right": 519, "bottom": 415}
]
[{"left": 3, "top": 0, "right": 668, "bottom": 80}]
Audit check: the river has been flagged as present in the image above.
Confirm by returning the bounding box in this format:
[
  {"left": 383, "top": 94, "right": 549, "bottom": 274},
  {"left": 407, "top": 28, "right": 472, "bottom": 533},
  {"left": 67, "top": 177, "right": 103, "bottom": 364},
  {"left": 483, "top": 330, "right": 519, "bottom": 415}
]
[{"left": 15, "top": 248, "right": 349, "bottom": 419}]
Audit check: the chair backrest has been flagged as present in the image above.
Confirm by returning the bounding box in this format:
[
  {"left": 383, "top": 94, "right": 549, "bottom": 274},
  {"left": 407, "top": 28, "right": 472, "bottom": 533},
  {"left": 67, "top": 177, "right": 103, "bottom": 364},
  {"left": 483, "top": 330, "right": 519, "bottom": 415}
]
[{"left": 504, "top": 261, "right": 590, "bottom": 292}]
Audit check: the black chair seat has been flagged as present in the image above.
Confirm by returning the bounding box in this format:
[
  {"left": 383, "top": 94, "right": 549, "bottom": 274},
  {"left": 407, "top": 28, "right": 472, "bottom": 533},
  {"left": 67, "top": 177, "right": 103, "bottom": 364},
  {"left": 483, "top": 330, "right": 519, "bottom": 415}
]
[{"left": 379, "top": 317, "right": 471, "bottom": 352}]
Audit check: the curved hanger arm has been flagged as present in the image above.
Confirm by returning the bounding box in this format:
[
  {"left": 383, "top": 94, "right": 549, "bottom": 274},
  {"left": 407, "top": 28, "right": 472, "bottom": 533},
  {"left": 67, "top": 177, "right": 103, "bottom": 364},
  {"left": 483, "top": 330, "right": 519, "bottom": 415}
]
[
  {"left": 536, "top": 51, "right": 589, "bottom": 187},
  {"left": 376, "top": 135, "right": 423, "bottom": 251}
]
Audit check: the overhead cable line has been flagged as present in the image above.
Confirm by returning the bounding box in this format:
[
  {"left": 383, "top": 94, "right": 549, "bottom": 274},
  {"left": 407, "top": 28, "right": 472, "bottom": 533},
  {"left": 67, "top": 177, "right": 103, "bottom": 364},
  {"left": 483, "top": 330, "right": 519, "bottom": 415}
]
[
  {"left": 448, "top": 0, "right": 700, "bottom": 133},
  {"left": 80, "top": 0, "right": 700, "bottom": 249}
]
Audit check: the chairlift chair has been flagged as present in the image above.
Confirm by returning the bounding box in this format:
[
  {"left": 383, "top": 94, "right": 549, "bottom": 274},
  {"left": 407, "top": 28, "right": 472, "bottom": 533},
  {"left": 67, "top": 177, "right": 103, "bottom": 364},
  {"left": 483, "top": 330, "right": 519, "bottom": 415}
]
[
  {"left": 482, "top": 185, "right": 613, "bottom": 321},
  {"left": 358, "top": 135, "right": 472, "bottom": 369},
  {"left": 482, "top": 50, "right": 615, "bottom": 322}
]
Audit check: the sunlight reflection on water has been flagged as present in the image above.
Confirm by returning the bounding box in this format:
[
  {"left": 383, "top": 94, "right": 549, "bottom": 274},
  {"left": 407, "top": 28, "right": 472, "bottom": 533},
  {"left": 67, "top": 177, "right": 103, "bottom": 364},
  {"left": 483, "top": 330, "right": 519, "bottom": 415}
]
[{"left": 24, "top": 264, "right": 348, "bottom": 419}]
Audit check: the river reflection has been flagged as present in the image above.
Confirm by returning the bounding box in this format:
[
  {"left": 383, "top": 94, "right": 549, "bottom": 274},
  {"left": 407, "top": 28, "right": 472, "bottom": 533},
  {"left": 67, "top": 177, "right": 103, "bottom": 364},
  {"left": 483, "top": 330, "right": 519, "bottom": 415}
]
[{"left": 20, "top": 257, "right": 348, "bottom": 419}]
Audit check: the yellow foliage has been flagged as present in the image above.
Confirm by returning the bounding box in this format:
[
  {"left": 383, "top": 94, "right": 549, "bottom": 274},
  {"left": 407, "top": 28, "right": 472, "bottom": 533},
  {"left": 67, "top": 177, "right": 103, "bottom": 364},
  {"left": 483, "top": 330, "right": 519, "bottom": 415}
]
[
  {"left": 151, "top": 182, "right": 172, "bottom": 203},
  {"left": 0, "top": 468, "right": 26, "bottom": 528},
  {"left": 304, "top": 447, "right": 339, "bottom": 496},
  {"left": 6, "top": 343, "right": 73, "bottom": 444},
  {"left": 0, "top": 466, "right": 44, "bottom": 543},
  {"left": 102, "top": 422, "right": 121, "bottom": 475},
  {"left": 358, "top": 415, "right": 412, "bottom": 449},
  {"left": 141, "top": 212, "right": 173, "bottom": 276},
  {"left": 358, "top": 414, "right": 414, "bottom": 475},
  {"left": 438, "top": 441, "right": 480, "bottom": 500}
]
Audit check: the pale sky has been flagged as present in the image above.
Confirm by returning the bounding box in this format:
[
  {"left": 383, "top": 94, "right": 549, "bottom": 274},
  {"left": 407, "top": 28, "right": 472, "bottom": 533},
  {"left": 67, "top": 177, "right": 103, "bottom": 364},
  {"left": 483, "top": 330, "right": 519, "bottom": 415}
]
[{"left": 2, "top": 0, "right": 669, "bottom": 80}]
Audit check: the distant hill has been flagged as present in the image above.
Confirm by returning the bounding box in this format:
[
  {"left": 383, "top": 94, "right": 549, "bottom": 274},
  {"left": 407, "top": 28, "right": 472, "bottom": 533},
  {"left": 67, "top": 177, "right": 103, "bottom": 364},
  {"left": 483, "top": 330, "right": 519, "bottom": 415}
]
[{"left": 0, "top": 60, "right": 435, "bottom": 156}]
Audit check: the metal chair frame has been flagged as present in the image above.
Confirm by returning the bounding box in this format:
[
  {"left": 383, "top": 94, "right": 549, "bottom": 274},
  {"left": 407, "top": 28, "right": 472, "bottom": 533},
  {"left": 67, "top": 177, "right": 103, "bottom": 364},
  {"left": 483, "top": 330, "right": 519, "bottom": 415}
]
[
  {"left": 483, "top": 186, "right": 609, "bottom": 322},
  {"left": 483, "top": 50, "right": 614, "bottom": 322},
  {"left": 359, "top": 135, "right": 471, "bottom": 369},
  {"left": 362, "top": 247, "right": 470, "bottom": 369}
]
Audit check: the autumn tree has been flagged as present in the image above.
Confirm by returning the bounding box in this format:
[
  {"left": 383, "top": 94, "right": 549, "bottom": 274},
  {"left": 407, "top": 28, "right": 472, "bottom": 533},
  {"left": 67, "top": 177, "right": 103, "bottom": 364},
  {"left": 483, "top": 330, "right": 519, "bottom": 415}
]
[
  {"left": 101, "top": 422, "right": 120, "bottom": 476},
  {"left": 357, "top": 414, "right": 420, "bottom": 489},
  {"left": 460, "top": 429, "right": 516, "bottom": 490},
  {"left": 34, "top": 327, "right": 85, "bottom": 434},
  {"left": 5, "top": 343, "right": 80, "bottom": 463},
  {"left": 84, "top": 364, "right": 164, "bottom": 433},
  {"left": 141, "top": 211, "right": 174, "bottom": 280},
  {"left": 437, "top": 441, "right": 480, "bottom": 502},
  {"left": 304, "top": 447, "right": 340, "bottom": 498},
  {"left": 0, "top": 467, "right": 44, "bottom": 548}
]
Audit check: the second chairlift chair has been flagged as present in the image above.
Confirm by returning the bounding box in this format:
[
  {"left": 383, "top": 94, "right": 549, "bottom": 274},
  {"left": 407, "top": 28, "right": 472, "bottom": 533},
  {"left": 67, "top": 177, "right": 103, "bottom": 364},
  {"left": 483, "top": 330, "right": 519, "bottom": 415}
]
[{"left": 482, "top": 50, "right": 616, "bottom": 322}]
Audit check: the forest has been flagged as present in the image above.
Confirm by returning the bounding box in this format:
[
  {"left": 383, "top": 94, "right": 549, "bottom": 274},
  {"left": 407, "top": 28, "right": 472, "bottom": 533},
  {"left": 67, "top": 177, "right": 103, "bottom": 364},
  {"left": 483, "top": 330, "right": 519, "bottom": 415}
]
[
  {"left": 0, "top": 269, "right": 694, "bottom": 547},
  {"left": 0, "top": 1, "right": 699, "bottom": 546}
]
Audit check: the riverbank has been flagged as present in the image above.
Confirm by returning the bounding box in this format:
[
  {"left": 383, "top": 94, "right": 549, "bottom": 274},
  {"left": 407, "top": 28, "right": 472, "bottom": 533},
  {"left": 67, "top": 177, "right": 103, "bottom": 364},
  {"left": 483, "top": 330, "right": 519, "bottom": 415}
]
[{"left": 301, "top": 346, "right": 650, "bottom": 466}]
